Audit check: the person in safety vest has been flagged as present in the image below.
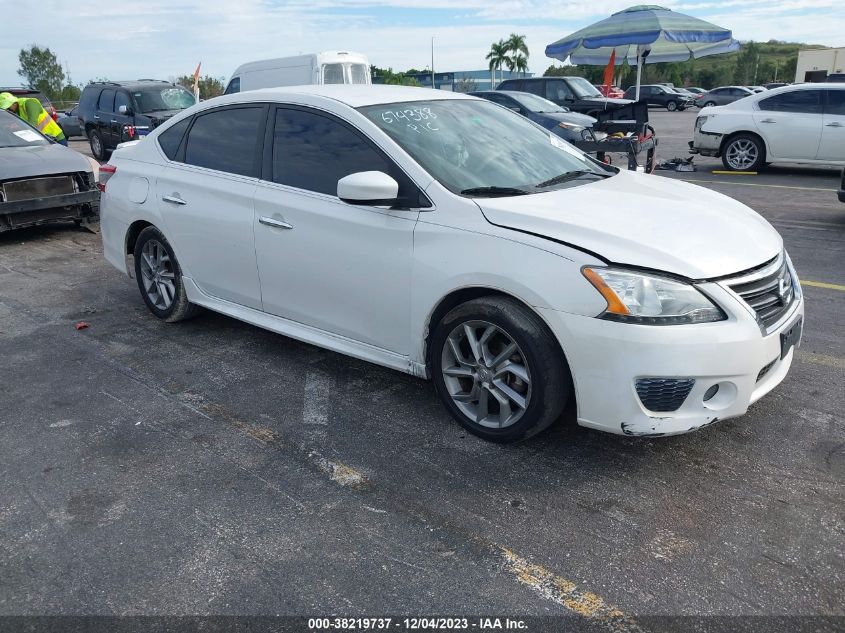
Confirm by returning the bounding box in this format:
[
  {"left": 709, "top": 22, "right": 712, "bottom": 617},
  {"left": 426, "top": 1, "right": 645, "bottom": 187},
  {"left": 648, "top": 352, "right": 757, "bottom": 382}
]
[{"left": 0, "top": 92, "right": 67, "bottom": 145}]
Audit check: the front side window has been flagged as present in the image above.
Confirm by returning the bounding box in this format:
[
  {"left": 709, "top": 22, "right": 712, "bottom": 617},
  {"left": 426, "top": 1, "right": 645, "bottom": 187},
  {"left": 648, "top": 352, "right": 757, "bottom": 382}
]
[
  {"left": 271, "top": 108, "right": 395, "bottom": 197},
  {"left": 322, "top": 64, "right": 345, "bottom": 84},
  {"left": 759, "top": 90, "right": 823, "bottom": 114},
  {"left": 567, "top": 77, "right": 603, "bottom": 98},
  {"left": 224, "top": 77, "right": 240, "bottom": 95},
  {"left": 115, "top": 91, "right": 132, "bottom": 113},
  {"left": 546, "top": 80, "right": 573, "bottom": 102},
  {"left": 359, "top": 99, "right": 609, "bottom": 194},
  {"left": 133, "top": 87, "right": 195, "bottom": 114},
  {"left": 184, "top": 107, "right": 262, "bottom": 176}
]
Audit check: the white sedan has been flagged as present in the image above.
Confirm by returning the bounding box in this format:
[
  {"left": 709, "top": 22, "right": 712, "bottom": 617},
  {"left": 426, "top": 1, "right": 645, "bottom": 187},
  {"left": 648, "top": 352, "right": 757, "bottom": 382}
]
[
  {"left": 99, "top": 85, "right": 803, "bottom": 442},
  {"left": 691, "top": 83, "right": 845, "bottom": 171}
]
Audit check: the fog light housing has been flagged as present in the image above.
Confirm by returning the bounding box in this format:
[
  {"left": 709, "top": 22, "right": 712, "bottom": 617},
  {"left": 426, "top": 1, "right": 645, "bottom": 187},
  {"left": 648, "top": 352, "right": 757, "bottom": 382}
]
[{"left": 703, "top": 384, "right": 719, "bottom": 402}]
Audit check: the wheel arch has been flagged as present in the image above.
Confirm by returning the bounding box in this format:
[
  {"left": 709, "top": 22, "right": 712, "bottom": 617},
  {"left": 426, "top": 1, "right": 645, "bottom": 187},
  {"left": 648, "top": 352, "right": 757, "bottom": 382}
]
[{"left": 125, "top": 219, "right": 154, "bottom": 256}]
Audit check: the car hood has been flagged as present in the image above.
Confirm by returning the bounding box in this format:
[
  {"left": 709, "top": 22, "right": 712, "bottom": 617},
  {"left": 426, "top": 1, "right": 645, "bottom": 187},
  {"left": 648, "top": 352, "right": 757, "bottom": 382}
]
[
  {"left": 581, "top": 97, "right": 633, "bottom": 107},
  {"left": 540, "top": 111, "right": 597, "bottom": 127},
  {"left": 139, "top": 109, "right": 184, "bottom": 121},
  {"left": 0, "top": 143, "right": 91, "bottom": 180},
  {"left": 475, "top": 170, "right": 781, "bottom": 279}
]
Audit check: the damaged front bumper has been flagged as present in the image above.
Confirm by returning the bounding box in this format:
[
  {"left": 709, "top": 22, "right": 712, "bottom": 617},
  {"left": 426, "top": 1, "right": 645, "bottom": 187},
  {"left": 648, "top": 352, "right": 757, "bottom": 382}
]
[{"left": 0, "top": 189, "right": 100, "bottom": 231}]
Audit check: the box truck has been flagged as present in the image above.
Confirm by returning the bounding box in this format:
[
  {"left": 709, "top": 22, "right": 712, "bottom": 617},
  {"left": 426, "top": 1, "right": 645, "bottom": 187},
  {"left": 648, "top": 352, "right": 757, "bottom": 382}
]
[{"left": 224, "top": 51, "right": 371, "bottom": 94}]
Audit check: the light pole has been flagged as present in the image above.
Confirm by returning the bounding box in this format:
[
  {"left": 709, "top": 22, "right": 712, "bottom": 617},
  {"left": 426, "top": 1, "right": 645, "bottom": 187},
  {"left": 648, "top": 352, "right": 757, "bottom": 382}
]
[{"left": 431, "top": 37, "right": 435, "bottom": 89}]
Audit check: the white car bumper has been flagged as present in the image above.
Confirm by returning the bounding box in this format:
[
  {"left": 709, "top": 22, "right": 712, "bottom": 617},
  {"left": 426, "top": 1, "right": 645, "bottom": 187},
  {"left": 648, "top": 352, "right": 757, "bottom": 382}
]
[
  {"left": 691, "top": 128, "right": 724, "bottom": 157},
  {"left": 538, "top": 278, "right": 804, "bottom": 437}
]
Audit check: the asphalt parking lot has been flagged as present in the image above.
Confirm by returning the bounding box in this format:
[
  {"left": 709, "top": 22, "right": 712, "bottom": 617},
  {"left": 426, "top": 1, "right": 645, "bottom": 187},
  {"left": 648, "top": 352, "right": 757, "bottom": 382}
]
[{"left": 2, "top": 109, "right": 843, "bottom": 630}]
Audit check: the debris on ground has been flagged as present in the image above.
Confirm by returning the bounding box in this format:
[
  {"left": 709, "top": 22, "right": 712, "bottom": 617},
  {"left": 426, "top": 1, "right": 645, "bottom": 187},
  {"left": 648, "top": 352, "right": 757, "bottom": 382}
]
[
  {"left": 656, "top": 157, "right": 696, "bottom": 172},
  {"left": 74, "top": 321, "right": 89, "bottom": 330}
]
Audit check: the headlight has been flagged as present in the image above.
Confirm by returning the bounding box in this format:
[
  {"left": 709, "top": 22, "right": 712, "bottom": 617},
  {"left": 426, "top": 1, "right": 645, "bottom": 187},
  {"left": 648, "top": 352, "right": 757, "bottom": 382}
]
[
  {"left": 582, "top": 267, "right": 726, "bottom": 325},
  {"left": 695, "top": 116, "right": 708, "bottom": 131},
  {"left": 558, "top": 122, "right": 582, "bottom": 130}
]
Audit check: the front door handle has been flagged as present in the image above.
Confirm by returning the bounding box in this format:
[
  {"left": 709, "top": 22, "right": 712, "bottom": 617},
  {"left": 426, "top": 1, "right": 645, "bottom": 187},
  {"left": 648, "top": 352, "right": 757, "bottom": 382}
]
[
  {"left": 759, "top": 118, "right": 776, "bottom": 123},
  {"left": 162, "top": 195, "right": 187, "bottom": 205},
  {"left": 826, "top": 122, "right": 844, "bottom": 128},
  {"left": 259, "top": 216, "right": 293, "bottom": 230}
]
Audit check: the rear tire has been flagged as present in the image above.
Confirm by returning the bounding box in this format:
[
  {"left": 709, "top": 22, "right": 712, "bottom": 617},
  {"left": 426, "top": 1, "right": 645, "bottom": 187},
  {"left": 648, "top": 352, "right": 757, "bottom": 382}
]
[
  {"left": 133, "top": 226, "right": 201, "bottom": 323},
  {"left": 429, "top": 296, "right": 570, "bottom": 443},
  {"left": 666, "top": 100, "right": 678, "bottom": 111},
  {"left": 88, "top": 129, "right": 105, "bottom": 161}
]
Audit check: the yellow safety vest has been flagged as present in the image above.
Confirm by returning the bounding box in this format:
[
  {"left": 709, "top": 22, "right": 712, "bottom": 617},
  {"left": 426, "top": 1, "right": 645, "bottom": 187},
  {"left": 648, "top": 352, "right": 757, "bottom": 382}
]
[{"left": 17, "top": 97, "right": 65, "bottom": 141}]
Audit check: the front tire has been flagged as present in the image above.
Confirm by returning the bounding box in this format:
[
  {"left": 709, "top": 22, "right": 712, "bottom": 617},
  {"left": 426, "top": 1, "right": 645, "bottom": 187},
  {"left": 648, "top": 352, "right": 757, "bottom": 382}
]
[
  {"left": 133, "top": 227, "right": 201, "bottom": 322},
  {"left": 721, "top": 134, "right": 765, "bottom": 171},
  {"left": 666, "top": 100, "right": 678, "bottom": 111},
  {"left": 703, "top": 101, "right": 716, "bottom": 108},
  {"left": 429, "top": 296, "right": 570, "bottom": 443}
]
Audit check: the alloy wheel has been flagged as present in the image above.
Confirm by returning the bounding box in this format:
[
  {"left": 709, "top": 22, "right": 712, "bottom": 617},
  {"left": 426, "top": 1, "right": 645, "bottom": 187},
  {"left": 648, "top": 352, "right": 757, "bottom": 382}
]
[
  {"left": 726, "top": 139, "right": 759, "bottom": 170},
  {"left": 440, "top": 320, "right": 532, "bottom": 429},
  {"left": 139, "top": 239, "right": 176, "bottom": 310}
]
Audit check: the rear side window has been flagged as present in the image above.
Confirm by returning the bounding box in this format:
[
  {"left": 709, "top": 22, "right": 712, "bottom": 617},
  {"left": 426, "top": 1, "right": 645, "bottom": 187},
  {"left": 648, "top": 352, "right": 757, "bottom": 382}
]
[
  {"left": 520, "top": 81, "right": 544, "bottom": 96},
  {"left": 98, "top": 89, "right": 115, "bottom": 112},
  {"left": 825, "top": 90, "right": 845, "bottom": 115},
  {"left": 759, "top": 90, "right": 823, "bottom": 114},
  {"left": 79, "top": 87, "right": 99, "bottom": 112},
  {"left": 184, "top": 107, "right": 263, "bottom": 176},
  {"left": 224, "top": 77, "right": 240, "bottom": 95},
  {"left": 158, "top": 117, "right": 191, "bottom": 160}
]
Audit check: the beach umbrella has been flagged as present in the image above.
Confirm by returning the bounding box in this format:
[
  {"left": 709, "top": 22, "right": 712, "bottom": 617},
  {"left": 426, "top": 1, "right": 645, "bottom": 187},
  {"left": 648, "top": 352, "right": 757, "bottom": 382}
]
[{"left": 545, "top": 5, "right": 740, "bottom": 100}]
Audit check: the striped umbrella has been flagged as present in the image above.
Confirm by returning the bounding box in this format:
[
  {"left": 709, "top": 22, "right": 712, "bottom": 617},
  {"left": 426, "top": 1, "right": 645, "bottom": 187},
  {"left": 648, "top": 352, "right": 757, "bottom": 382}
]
[{"left": 545, "top": 5, "right": 740, "bottom": 100}]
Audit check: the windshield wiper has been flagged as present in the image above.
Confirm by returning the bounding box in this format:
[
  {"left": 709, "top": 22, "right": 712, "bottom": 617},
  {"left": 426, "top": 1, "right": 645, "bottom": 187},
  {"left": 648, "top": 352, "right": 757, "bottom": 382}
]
[
  {"left": 536, "top": 170, "right": 609, "bottom": 189},
  {"left": 460, "top": 186, "right": 531, "bottom": 197}
]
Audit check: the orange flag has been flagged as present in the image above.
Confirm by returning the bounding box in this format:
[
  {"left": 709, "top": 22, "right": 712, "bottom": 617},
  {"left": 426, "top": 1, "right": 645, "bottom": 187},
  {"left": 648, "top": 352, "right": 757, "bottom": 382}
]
[
  {"left": 193, "top": 62, "right": 202, "bottom": 84},
  {"left": 603, "top": 49, "right": 616, "bottom": 89}
]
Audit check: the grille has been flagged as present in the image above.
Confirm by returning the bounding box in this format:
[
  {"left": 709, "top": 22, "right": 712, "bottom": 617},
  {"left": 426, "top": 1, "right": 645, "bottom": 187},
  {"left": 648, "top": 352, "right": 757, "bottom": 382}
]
[
  {"left": 635, "top": 378, "right": 696, "bottom": 412},
  {"left": 727, "top": 255, "right": 795, "bottom": 329},
  {"left": 756, "top": 358, "right": 778, "bottom": 383},
  {"left": 2, "top": 175, "right": 75, "bottom": 202}
]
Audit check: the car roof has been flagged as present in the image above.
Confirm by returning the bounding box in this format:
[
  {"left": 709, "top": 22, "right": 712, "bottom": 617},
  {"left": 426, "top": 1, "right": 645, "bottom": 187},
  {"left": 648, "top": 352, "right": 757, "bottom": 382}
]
[
  {"left": 85, "top": 80, "right": 177, "bottom": 90},
  {"left": 212, "top": 84, "right": 476, "bottom": 108}
]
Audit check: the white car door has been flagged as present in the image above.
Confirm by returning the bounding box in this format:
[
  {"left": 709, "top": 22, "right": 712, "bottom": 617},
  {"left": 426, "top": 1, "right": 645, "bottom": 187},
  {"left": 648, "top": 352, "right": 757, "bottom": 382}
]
[
  {"left": 252, "top": 105, "right": 426, "bottom": 355},
  {"left": 753, "top": 89, "right": 824, "bottom": 160},
  {"left": 155, "top": 104, "right": 266, "bottom": 310},
  {"left": 817, "top": 88, "right": 845, "bottom": 161}
]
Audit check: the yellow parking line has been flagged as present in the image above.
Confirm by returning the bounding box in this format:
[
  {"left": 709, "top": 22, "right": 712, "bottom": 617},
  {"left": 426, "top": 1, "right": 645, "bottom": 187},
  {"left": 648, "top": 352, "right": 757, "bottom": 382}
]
[
  {"left": 711, "top": 170, "right": 757, "bottom": 175},
  {"left": 802, "top": 280, "right": 845, "bottom": 292},
  {"left": 678, "top": 178, "right": 836, "bottom": 192}
]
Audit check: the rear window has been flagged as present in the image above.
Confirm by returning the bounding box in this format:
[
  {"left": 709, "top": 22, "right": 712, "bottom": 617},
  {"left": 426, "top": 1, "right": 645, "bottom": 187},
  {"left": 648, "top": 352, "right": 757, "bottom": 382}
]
[
  {"left": 349, "top": 64, "right": 369, "bottom": 85},
  {"left": 183, "top": 107, "right": 262, "bottom": 176},
  {"left": 322, "top": 64, "right": 345, "bottom": 84}
]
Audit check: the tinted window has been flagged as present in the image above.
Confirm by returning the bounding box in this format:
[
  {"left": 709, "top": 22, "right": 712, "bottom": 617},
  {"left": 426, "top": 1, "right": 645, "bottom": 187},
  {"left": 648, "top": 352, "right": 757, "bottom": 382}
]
[
  {"left": 483, "top": 93, "right": 514, "bottom": 107},
  {"left": 711, "top": 89, "right": 726, "bottom": 96},
  {"left": 272, "top": 108, "right": 393, "bottom": 196},
  {"left": 759, "top": 90, "right": 823, "bottom": 114},
  {"left": 501, "top": 80, "right": 522, "bottom": 92},
  {"left": 115, "top": 91, "right": 132, "bottom": 113},
  {"left": 224, "top": 77, "right": 240, "bottom": 95},
  {"left": 520, "top": 81, "right": 544, "bottom": 96},
  {"left": 98, "top": 89, "right": 115, "bottom": 112},
  {"left": 546, "top": 80, "right": 573, "bottom": 101},
  {"left": 158, "top": 117, "right": 191, "bottom": 160},
  {"left": 825, "top": 89, "right": 845, "bottom": 115},
  {"left": 79, "top": 87, "right": 99, "bottom": 112},
  {"left": 184, "top": 107, "right": 263, "bottom": 176}
]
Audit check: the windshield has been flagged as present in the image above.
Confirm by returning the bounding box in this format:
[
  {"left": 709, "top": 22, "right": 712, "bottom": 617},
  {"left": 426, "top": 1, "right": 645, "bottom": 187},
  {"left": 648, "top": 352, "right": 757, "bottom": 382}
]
[
  {"left": 132, "top": 87, "right": 196, "bottom": 113},
  {"left": 568, "top": 77, "right": 603, "bottom": 98},
  {"left": 323, "top": 63, "right": 345, "bottom": 84},
  {"left": 349, "top": 63, "right": 369, "bottom": 84},
  {"left": 0, "top": 110, "right": 49, "bottom": 148},
  {"left": 359, "top": 99, "right": 609, "bottom": 194},
  {"left": 510, "top": 92, "right": 564, "bottom": 113}
]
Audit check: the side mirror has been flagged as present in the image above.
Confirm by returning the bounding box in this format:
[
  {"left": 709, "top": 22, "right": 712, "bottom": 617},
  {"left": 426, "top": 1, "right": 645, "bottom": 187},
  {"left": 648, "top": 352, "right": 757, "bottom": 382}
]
[
  {"left": 338, "top": 171, "right": 399, "bottom": 205},
  {"left": 118, "top": 105, "right": 134, "bottom": 116},
  {"left": 507, "top": 105, "right": 521, "bottom": 112}
]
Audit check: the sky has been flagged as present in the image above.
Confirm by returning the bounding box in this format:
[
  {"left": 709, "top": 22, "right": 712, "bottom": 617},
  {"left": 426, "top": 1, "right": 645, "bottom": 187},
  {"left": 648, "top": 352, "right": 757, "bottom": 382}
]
[{"left": 1, "top": 0, "right": 843, "bottom": 86}]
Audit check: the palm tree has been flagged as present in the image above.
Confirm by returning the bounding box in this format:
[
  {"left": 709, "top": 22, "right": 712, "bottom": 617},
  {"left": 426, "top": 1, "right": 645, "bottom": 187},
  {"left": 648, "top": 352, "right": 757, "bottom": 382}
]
[
  {"left": 485, "top": 40, "right": 510, "bottom": 88},
  {"left": 506, "top": 33, "right": 529, "bottom": 77}
]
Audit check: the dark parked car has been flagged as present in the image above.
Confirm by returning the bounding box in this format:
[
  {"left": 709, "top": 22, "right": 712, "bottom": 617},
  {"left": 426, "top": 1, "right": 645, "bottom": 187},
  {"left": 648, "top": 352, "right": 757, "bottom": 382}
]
[
  {"left": 497, "top": 76, "right": 631, "bottom": 116},
  {"left": 622, "top": 84, "right": 694, "bottom": 111},
  {"left": 0, "top": 87, "right": 58, "bottom": 121},
  {"left": 0, "top": 110, "right": 99, "bottom": 232},
  {"left": 56, "top": 105, "right": 82, "bottom": 138},
  {"left": 78, "top": 80, "right": 196, "bottom": 159},
  {"left": 470, "top": 91, "right": 596, "bottom": 142}
]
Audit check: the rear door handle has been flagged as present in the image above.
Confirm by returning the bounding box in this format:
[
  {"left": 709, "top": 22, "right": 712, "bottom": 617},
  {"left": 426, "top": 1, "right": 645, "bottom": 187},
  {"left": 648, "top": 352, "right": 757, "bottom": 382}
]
[
  {"left": 259, "top": 216, "right": 293, "bottom": 230},
  {"left": 826, "top": 122, "right": 844, "bottom": 127},
  {"left": 759, "top": 118, "right": 776, "bottom": 123},
  {"left": 162, "top": 195, "right": 187, "bottom": 205}
]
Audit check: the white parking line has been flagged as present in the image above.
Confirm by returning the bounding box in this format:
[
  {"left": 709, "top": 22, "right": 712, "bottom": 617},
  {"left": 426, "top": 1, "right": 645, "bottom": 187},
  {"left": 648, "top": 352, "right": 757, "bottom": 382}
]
[{"left": 675, "top": 178, "right": 837, "bottom": 192}]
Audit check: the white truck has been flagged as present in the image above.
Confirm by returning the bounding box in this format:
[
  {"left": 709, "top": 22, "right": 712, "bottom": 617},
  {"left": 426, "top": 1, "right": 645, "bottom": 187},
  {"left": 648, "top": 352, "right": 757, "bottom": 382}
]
[{"left": 224, "top": 51, "right": 371, "bottom": 94}]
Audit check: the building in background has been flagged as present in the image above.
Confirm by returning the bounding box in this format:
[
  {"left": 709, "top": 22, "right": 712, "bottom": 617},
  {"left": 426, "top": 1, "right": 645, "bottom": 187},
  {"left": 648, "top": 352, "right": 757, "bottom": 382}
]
[
  {"left": 374, "top": 70, "right": 532, "bottom": 92},
  {"left": 796, "top": 48, "right": 845, "bottom": 82}
]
